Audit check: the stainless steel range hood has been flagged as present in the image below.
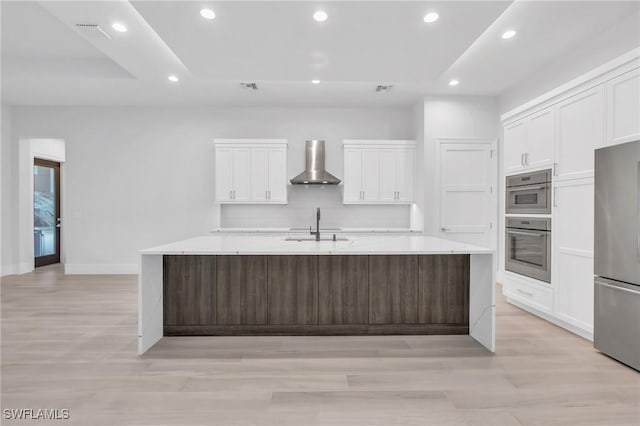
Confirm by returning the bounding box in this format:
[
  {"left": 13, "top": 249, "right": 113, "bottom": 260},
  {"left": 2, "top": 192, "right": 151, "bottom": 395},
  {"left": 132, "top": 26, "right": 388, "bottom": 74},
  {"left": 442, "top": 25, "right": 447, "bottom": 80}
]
[{"left": 290, "top": 140, "right": 341, "bottom": 185}]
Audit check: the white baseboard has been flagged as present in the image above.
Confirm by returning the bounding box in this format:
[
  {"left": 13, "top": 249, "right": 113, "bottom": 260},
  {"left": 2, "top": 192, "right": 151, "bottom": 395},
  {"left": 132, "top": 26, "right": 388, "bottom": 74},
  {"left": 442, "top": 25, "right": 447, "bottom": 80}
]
[
  {"left": 506, "top": 297, "right": 594, "bottom": 341},
  {"left": 0, "top": 264, "right": 18, "bottom": 277},
  {"left": 64, "top": 263, "right": 138, "bottom": 275}
]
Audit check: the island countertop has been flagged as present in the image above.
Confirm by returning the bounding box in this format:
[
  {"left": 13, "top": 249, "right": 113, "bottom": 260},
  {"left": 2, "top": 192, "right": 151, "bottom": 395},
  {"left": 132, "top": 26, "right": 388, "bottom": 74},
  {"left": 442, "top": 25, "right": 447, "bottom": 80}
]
[{"left": 140, "top": 234, "right": 494, "bottom": 256}]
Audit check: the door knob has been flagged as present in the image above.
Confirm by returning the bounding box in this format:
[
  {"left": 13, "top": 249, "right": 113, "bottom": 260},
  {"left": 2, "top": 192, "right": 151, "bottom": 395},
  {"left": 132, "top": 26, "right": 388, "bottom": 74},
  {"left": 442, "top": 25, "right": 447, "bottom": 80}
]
[{"left": 441, "top": 227, "right": 451, "bottom": 232}]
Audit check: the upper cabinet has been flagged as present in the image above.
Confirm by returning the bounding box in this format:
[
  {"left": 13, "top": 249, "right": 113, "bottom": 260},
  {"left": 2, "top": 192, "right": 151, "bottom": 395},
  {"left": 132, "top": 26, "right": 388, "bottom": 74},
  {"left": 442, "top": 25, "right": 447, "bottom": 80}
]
[
  {"left": 214, "top": 139, "right": 288, "bottom": 204},
  {"left": 606, "top": 68, "right": 640, "bottom": 147},
  {"left": 555, "top": 85, "right": 604, "bottom": 181},
  {"left": 503, "top": 106, "right": 555, "bottom": 174},
  {"left": 343, "top": 140, "right": 416, "bottom": 204}
]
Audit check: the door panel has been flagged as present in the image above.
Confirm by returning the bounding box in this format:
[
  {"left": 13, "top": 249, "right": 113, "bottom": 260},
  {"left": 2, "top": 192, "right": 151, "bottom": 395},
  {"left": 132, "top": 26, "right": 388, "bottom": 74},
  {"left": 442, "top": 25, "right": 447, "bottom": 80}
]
[
  {"left": 318, "top": 256, "right": 368, "bottom": 324},
  {"left": 379, "top": 148, "right": 397, "bottom": 202},
  {"left": 418, "top": 255, "right": 470, "bottom": 325},
  {"left": 250, "top": 148, "right": 269, "bottom": 201},
  {"left": 215, "top": 147, "right": 233, "bottom": 202},
  {"left": 216, "top": 256, "right": 268, "bottom": 325},
  {"left": 606, "top": 69, "right": 640, "bottom": 146},
  {"left": 397, "top": 148, "right": 415, "bottom": 202},
  {"left": 368, "top": 255, "right": 418, "bottom": 324},
  {"left": 504, "top": 121, "right": 526, "bottom": 174},
  {"left": 526, "top": 107, "right": 555, "bottom": 168},
  {"left": 267, "top": 256, "right": 319, "bottom": 325},
  {"left": 232, "top": 148, "right": 251, "bottom": 201},
  {"left": 554, "top": 179, "right": 595, "bottom": 331},
  {"left": 34, "top": 158, "right": 61, "bottom": 267},
  {"left": 343, "top": 149, "right": 363, "bottom": 202},
  {"left": 268, "top": 147, "right": 287, "bottom": 202},
  {"left": 163, "top": 255, "right": 216, "bottom": 326},
  {"left": 556, "top": 86, "right": 604, "bottom": 180},
  {"left": 361, "top": 149, "right": 380, "bottom": 201},
  {"left": 439, "top": 142, "right": 495, "bottom": 249}
]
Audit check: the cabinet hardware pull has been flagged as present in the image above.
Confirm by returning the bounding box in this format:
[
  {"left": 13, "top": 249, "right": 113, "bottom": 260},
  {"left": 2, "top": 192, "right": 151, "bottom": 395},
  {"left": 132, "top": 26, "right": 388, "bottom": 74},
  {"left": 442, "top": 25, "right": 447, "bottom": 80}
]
[
  {"left": 230, "top": 190, "right": 233, "bottom": 199},
  {"left": 553, "top": 187, "right": 557, "bottom": 207},
  {"left": 553, "top": 162, "right": 558, "bottom": 176},
  {"left": 521, "top": 153, "right": 524, "bottom": 166},
  {"left": 525, "top": 153, "right": 529, "bottom": 165},
  {"left": 517, "top": 288, "right": 533, "bottom": 297}
]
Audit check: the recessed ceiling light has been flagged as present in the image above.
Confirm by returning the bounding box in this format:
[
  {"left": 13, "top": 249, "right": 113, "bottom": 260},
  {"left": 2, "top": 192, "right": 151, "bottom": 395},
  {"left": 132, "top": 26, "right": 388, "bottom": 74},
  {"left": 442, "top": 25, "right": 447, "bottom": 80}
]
[
  {"left": 502, "top": 29, "right": 517, "bottom": 39},
  {"left": 200, "top": 8, "right": 216, "bottom": 20},
  {"left": 423, "top": 12, "right": 439, "bottom": 23},
  {"left": 168, "top": 75, "right": 179, "bottom": 83},
  {"left": 311, "top": 79, "right": 321, "bottom": 84},
  {"left": 111, "top": 22, "right": 127, "bottom": 33},
  {"left": 448, "top": 79, "right": 459, "bottom": 86},
  {"left": 313, "top": 10, "right": 328, "bottom": 22}
]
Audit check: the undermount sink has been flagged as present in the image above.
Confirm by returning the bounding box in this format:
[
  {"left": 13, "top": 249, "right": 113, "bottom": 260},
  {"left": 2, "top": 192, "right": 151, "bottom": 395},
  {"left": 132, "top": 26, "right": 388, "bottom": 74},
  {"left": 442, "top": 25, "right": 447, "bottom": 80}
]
[{"left": 285, "top": 236, "right": 349, "bottom": 242}]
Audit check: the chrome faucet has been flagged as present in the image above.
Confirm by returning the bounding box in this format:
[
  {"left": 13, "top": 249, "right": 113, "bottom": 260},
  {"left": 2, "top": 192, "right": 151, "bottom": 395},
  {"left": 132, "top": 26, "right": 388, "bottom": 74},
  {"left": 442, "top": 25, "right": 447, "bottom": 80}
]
[{"left": 310, "top": 207, "right": 321, "bottom": 241}]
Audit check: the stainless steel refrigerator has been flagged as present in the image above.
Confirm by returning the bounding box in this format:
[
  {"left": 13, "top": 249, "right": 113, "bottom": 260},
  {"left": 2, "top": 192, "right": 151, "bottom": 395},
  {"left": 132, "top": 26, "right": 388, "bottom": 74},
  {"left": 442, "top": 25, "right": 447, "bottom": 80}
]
[{"left": 594, "top": 139, "right": 640, "bottom": 371}]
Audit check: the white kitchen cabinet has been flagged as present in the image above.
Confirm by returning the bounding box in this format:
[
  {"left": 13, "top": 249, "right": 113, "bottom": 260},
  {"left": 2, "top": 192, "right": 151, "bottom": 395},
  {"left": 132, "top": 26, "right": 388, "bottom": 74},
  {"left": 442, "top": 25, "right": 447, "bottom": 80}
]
[
  {"left": 526, "top": 107, "right": 555, "bottom": 169},
  {"left": 343, "top": 140, "right": 415, "bottom": 204},
  {"left": 214, "top": 139, "right": 288, "bottom": 204},
  {"left": 503, "top": 120, "right": 526, "bottom": 174},
  {"left": 503, "top": 106, "right": 554, "bottom": 174},
  {"left": 606, "top": 68, "right": 640, "bottom": 146},
  {"left": 555, "top": 85, "right": 604, "bottom": 181},
  {"left": 553, "top": 178, "right": 595, "bottom": 333}
]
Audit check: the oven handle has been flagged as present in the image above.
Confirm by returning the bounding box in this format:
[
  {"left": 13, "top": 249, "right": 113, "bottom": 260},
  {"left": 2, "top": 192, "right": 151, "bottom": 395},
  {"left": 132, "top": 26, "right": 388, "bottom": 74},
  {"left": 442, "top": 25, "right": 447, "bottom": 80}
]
[
  {"left": 507, "top": 230, "right": 548, "bottom": 237},
  {"left": 507, "top": 185, "right": 547, "bottom": 192}
]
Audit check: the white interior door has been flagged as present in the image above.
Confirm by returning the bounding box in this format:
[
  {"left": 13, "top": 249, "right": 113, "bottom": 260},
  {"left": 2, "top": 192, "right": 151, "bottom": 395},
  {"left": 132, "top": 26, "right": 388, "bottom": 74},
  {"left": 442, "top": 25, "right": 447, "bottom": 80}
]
[{"left": 438, "top": 140, "right": 497, "bottom": 248}]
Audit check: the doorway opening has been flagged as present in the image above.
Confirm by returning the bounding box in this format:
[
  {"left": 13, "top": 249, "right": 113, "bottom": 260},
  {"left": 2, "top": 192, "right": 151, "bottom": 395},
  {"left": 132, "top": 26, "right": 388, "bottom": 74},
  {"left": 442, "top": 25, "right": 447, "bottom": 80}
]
[{"left": 34, "top": 158, "right": 61, "bottom": 267}]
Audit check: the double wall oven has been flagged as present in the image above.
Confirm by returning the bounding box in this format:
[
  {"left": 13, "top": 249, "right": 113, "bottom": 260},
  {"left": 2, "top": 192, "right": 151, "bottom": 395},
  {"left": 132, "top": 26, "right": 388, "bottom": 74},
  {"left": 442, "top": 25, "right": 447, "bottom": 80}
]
[{"left": 505, "top": 169, "right": 552, "bottom": 283}]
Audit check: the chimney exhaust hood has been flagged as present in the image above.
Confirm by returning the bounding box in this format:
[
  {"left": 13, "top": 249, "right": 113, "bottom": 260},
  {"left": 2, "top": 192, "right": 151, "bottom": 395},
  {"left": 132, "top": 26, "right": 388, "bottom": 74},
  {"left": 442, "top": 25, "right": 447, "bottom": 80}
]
[{"left": 290, "top": 140, "right": 341, "bottom": 185}]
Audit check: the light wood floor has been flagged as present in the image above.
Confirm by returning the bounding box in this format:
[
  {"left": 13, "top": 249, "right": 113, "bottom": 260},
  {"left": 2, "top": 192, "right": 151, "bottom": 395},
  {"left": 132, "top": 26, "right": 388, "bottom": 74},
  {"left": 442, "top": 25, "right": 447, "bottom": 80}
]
[{"left": 1, "top": 265, "right": 638, "bottom": 426}]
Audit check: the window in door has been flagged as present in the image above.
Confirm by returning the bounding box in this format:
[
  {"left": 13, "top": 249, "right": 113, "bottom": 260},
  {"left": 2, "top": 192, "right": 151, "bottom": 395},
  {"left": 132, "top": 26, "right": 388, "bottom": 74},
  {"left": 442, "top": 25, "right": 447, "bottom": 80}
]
[{"left": 34, "top": 158, "right": 61, "bottom": 267}]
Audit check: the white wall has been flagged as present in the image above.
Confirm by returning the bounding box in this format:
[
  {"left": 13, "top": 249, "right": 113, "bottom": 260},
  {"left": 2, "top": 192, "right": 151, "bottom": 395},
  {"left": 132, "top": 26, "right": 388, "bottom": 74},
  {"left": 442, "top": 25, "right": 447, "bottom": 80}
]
[
  {"left": 7, "top": 106, "right": 412, "bottom": 273},
  {"left": 422, "top": 96, "right": 499, "bottom": 236},
  {"left": 499, "top": 11, "right": 640, "bottom": 114},
  {"left": 1, "top": 104, "right": 15, "bottom": 276}
]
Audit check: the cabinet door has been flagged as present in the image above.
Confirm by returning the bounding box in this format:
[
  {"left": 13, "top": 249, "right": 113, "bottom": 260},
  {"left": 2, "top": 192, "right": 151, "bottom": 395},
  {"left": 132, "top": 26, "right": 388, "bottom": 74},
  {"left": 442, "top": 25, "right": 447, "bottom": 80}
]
[
  {"left": 163, "top": 255, "right": 216, "bottom": 326},
  {"left": 250, "top": 148, "right": 269, "bottom": 201},
  {"left": 379, "top": 148, "right": 398, "bottom": 202},
  {"left": 231, "top": 148, "right": 252, "bottom": 201},
  {"left": 418, "top": 255, "right": 469, "bottom": 325},
  {"left": 216, "top": 256, "right": 268, "bottom": 325},
  {"left": 318, "top": 256, "right": 369, "bottom": 325},
  {"left": 555, "top": 86, "right": 604, "bottom": 181},
  {"left": 361, "top": 148, "right": 380, "bottom": 202},
  {"left": 267, "top": 256, "right": 319, "bottom": 325},
  {"left": 368, "top": 255, "right": 418, "bottom": 324},
  {"left": 215, "top": 147, "right": 234, "bottom": 202},
  {"left": 343, "top": 148, "right": 363, "bottom": 203},
  {"left": 267, "top": 147, "right": 287, "bottom": 202},
  {"left": 525, "top": 107, "right": 555, "bottom": 169},
  {"left": 606, "top": 69, "right": 640, "bottom": 146},
  {"left": 503, "top": 120, "right": 526, "bottom": 174},
  {"left": 396, "top": 148, "right": 415, "bottom": 202},
  {"left": 553, "top": 179, "right": 595, "bottom": 333}
]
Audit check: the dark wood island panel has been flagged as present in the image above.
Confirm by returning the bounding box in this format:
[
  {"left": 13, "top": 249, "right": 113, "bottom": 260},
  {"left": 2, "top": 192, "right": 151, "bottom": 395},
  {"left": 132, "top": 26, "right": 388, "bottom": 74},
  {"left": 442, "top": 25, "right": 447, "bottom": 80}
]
[
  {"left": 163, "top": 255, "right": 216, "bottom": 326},
  {"left": 216, "top": 255, "right": 268, "bottom": 325},
  {"left": 163, "top": 254, "right": 470, "bottom": 336}
]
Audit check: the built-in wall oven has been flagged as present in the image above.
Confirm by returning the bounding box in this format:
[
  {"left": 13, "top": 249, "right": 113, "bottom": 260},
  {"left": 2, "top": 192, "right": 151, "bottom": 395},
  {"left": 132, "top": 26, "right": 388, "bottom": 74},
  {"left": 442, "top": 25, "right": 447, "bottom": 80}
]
[
  {"left": 506, "top": 169, "right": 552, "bottom": 214},
  {"left": 505, "top": 217, "right": 551, "bottom": 283}
]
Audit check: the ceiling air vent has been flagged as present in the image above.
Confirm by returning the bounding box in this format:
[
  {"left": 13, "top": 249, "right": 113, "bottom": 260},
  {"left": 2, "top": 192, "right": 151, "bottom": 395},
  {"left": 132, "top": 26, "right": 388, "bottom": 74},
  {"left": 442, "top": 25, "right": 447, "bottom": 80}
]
[
  {"left": 75, "top": 24, "right": 111, "bottom": 40},
  {"left": 240, "top": 82, "right": 259, "bottom": 90},
  {"left": 375, "top": 85, "right": 393, "bottom": 93}
]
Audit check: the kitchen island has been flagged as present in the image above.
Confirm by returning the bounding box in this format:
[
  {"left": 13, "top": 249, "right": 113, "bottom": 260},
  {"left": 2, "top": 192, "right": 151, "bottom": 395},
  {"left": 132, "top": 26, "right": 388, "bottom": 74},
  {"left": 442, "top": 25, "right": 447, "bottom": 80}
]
[{"left": 138, "top": 235, "right": 495, "bottom": 354}]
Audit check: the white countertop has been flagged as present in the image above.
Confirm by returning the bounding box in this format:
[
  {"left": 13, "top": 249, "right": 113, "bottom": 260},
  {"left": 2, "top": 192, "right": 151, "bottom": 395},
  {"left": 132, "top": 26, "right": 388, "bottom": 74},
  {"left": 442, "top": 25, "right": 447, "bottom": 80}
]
[{"left": 141, "top": 234, "right": 493, "bottom": 255}]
